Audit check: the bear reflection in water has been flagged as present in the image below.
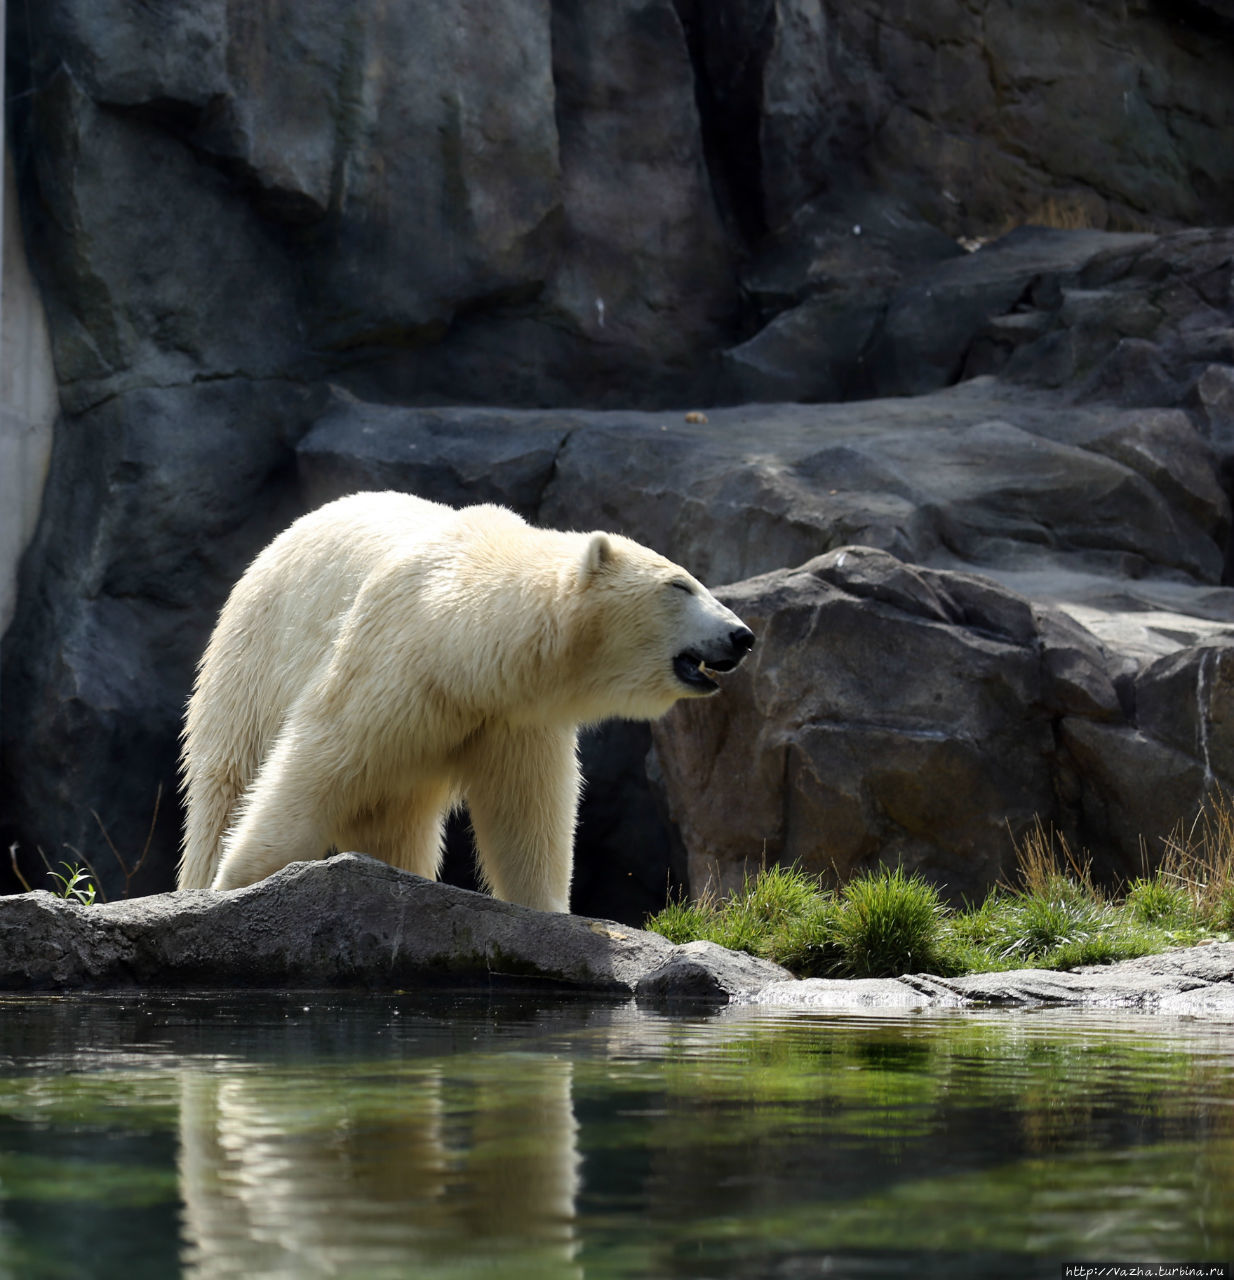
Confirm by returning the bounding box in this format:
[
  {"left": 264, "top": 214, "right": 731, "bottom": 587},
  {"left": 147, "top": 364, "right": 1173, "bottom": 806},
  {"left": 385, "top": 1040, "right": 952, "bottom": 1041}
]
[
  {"left": 177, "top": 1055, "right": 581, "bottom": 1278},
  {"left": 179, "top": 491, "right": 753, "bottom": 911}
]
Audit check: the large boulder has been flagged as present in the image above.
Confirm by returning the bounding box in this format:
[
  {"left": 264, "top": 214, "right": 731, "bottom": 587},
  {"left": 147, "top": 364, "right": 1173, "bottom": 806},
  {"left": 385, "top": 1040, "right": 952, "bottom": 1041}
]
[
  {"left": 652, "top": 549, "right": 1234, "bottom": 900},
  {"left": 652, "top": 550, "right": 1075, "bottom": 899},
  {"left": 0, "top": 853, "right": 790, "bottom": 1001},
  {"left": 13, "top": 0, "right": 734, "bottom": 415}
]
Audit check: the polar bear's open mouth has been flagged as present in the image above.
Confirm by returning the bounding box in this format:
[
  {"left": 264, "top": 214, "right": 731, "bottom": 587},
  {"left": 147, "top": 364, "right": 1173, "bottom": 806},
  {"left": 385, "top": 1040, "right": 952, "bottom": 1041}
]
[{"left": 673, "top": 649, "right": 739, "bottom": 693}]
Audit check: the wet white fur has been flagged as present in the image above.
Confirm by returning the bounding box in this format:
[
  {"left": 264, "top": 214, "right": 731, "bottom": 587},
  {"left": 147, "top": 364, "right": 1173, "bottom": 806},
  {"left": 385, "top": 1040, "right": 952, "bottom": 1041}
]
[{"left": 178, "top": 491, "right": 746, "bottom": 910}]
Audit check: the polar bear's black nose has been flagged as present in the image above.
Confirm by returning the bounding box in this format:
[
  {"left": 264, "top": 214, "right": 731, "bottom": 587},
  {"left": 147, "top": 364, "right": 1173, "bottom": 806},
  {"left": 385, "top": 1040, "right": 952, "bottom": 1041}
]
[{"left": 731, "top": 626, "right": 755, "bottom": 656}]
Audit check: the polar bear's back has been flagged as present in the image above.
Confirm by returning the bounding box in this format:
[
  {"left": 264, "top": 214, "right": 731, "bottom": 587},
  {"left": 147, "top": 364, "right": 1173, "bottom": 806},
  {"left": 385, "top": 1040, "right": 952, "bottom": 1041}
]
[
  {"left": 179, "top": 491, "right": 518, "bottom": 888},
  {"left": 203, "top": 492, "right": 455, "bottom": 701}
]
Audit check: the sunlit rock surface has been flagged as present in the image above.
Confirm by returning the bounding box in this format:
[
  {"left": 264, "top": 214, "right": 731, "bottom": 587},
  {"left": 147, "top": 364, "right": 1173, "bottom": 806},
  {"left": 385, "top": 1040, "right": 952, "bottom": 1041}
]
[{"left": 752, "top": 943, "right": 1234, "bottom": 1018}]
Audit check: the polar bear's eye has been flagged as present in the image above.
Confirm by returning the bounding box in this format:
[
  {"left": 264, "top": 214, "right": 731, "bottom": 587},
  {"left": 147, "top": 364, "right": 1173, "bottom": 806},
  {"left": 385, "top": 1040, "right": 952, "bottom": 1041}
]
[{"left": 669, "top": 580, "right": 694, "bottom": 595}]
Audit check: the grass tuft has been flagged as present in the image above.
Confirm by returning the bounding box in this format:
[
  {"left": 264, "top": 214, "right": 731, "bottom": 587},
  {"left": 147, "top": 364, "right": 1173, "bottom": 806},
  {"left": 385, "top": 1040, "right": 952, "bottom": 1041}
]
[
  {"left": 1125, "top": 875, "right": 1191, "bottom": 927},
  {"left": 831, "top": 865, "right": 947, "bottom": 978},
  {"left": 645, "top": 790, "right": 1234, "bottom": 979}
]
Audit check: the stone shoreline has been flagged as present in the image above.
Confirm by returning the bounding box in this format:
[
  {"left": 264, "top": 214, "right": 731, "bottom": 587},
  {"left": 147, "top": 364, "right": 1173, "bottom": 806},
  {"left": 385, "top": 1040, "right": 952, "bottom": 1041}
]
[{"left": 3, "top": 855, "right": 1233, "bottom": 1018}]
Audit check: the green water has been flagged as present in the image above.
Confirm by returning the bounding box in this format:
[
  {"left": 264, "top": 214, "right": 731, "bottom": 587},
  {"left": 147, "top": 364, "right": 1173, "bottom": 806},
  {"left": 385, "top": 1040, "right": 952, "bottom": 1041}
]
[{"left": 0, "top": 993, "right": 1231, "bottom": 1279}]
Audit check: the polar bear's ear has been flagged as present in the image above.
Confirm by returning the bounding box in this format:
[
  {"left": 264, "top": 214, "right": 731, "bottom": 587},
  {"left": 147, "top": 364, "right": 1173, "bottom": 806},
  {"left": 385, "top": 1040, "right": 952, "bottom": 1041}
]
[{"left": 580, "top": 532, "right": 615, "bottom": 583}]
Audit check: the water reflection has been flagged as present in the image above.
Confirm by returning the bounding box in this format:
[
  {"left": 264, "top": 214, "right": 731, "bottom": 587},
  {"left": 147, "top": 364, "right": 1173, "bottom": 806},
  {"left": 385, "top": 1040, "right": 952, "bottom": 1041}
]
[
  {"left": 178, "top": 1056, "right": 580, "bottom": 1279},
  {"left": 0, "top": 995, "right": 1231, "bottom": 1279}
]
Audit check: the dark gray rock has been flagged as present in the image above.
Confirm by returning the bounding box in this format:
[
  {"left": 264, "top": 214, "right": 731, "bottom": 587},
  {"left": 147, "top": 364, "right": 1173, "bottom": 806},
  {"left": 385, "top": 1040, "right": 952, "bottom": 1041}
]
[
  {"left": 736, "top": 191, "right": 965, "bottom": 320},
  {"left": 1, "top": 379, "right": 323, "bottom": 899},
  {"left": 0, "top": 853, "right": 790, "bottom": 1000},
  {"left": 534, "top": 382, "right": 1228, "bottom": 588},
  {"left": 1136, "top": 639, "right": 1234, "bottom": 780},
  {"left": 1058, "top": 719, "right": 1206, "bottom": 883},
  {"left": 12, "top": 0, "right": 736, "bottom": 416},
  {"left": 23, "top": 71, "right": 309, "bottom": 415},
  {"left": 817, "top": 1, "right": 1234, "bottom": 237},
  {"left": 683, "top": 0, "right": 1234, "bottom": 242},
  {"left": 966, "top": 230, "right": 1234, "bottom": 421},
  {"left": 27, "top": 0, "right": 561, "bottom": 374},
  {"left": 867, "top": 228, "right": 1157, "bottom": 398},
  {"left": 635, "top": 940, "right": 792, "bottom": 1004},
  {"left": 1053, "top": 637, "right": 1234, "bottom": 875},
  {"left": 651, "top": 548, "right": 1234, "bottom": 900},
  {"left": 717, "top": 190, "right": 965, "bottom": 403},
  {"left": 297, "top": 389, "right": 573, "bottom": 522},
  {"left": 719, "top": 290, "right": 888, "bottom": 404},
  {"left": 1032, "top": 607, "right": 1124, "bottom": 722},
  {"left": 336, "top": 0, "right": 738, "bottom": 410},
  {"left": 651, "top": 551, "right": 1060, "bottom": 900}
]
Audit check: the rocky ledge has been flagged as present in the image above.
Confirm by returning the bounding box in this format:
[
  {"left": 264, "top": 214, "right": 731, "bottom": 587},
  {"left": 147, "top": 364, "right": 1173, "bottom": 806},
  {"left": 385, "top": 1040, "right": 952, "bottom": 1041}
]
[
  {"left": 0, "top": 854, "right": 789, "bottom": 1004},
  {"left": 4, "top": 855, "right": 1233, "bottom": 1018},
  {"left": 753, "top": 946, "right": 1234, "bottom": 1018}
]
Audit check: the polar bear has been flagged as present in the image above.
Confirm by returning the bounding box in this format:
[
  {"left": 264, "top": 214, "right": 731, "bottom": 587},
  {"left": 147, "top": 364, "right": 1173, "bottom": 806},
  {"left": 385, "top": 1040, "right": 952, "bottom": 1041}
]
[{"left": 177, "top": 491, "right": 754, "bottom": 910}]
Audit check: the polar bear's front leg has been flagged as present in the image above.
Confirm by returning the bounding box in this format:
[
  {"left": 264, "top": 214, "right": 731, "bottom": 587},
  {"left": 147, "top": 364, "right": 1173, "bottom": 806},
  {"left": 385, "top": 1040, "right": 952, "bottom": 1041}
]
[
  {"left": 464, "top": 725, "right": 580, "bottom": 913},
  {"left": 211, "top": 731, "right": 332, "bottom": 890}
]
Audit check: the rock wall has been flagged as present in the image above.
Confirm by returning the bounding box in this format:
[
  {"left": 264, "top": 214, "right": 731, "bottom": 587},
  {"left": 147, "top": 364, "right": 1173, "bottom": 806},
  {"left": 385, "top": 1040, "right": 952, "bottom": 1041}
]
[
  {"left": 0, "top": 148, "right": 57, "bottom": 658},
  {"left": 4, "top": 0, "right": 1234, "bottom": 914}
]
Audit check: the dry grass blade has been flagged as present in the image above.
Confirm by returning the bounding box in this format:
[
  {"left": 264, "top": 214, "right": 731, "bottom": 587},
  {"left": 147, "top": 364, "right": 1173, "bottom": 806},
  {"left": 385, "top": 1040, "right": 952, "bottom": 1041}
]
[
  {"left": 1006, "top": 817, "right": 1099, "bottom": 901},
  {"left": 1155, "top": 786, "right": 1234, "bottom": 922},
  {"left": 7, "top": 843, "right": 33, "bottom": 894},
  {"left": 89, "top": 782, "right": 163, "bottom": 900}
]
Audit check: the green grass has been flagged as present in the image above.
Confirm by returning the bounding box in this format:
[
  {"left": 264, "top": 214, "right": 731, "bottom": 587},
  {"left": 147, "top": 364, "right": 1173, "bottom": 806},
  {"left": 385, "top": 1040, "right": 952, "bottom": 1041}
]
[
  {"left": 645, "top": 799, "right": 1234, "bottom": 980},
  {"left": 830, "top": 865, "right": 947, "bottom": 978},
  {"left": 648, "top": 864, "right": 950, "bottom": 980}
]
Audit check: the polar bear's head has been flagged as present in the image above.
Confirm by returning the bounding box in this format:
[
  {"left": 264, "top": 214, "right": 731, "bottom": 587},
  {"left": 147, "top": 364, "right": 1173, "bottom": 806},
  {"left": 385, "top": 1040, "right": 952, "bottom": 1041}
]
[{"left": 574, "top": 532, "right": 755, "bottom": 721}]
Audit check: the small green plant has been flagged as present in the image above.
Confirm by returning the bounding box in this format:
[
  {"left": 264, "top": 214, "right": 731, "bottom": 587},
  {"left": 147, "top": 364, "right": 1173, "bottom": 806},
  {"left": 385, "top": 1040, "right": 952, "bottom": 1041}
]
[
  {"left": 831, "top": 865, "right": 947, "bottom": 978},
  {"left": 7, "top": 782, "right": 163, "bottom": 904},
  {"left": 1154, "top": 792, "right": 1234, "bottom": 928},
  {"left": 1010, "top": 818, "right": 1098, "bottom": 902},
  {"left": 710, "top": 862, "right": 827, "bottom": 957},
  {"left": 769, "top": 896, "right": 841, "bottom": 978},
  {"left": 1125, "top": 874, "right": 1191, "bottom": 926},
  {"left": 1212, "top": 884, "right": 1234, "bottom": 933},
  {"left": 46, "top": 861, "right": 97, "bottom": 905}
]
